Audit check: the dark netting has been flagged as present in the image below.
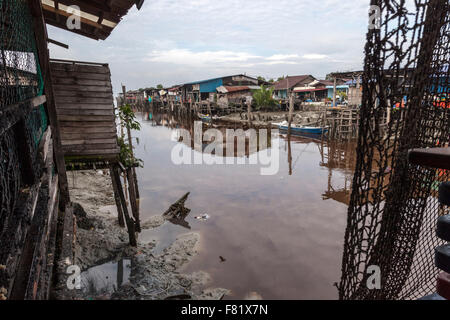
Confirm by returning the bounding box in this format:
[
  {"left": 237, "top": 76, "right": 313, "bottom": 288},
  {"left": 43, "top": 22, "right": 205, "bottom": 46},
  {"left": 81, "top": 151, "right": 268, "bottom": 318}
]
[
  {"left": 0, "top": 129, "right": 21, "bottom": 236},
  {"left": 339, "top": 0, "right": 449, "bottom": 300},
  {"left": 24, "top": 104, "right": 48, "bottom": 176},
  {"left": 0, "top": 0, "right": 47, "bottom": 228},
  {"left": 0, "top": 0, "right": 44, "bottom": 109}
]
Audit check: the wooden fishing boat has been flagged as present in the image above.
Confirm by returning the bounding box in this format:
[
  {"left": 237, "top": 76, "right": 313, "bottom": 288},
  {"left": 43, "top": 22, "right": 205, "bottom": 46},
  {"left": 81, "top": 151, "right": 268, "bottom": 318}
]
[
  {"left": 275, "top": 121, "right": 328, "bottom": 136},
  {"left": 198, "top": 113, "right": 212, "bottom": 122}
]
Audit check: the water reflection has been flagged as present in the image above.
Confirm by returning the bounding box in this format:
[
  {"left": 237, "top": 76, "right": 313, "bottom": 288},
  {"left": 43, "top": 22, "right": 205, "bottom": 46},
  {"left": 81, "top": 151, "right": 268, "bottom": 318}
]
[
  {"left": 81, "top": 259, "right": 131, "bottom": 298},
  {"left": 135, "top": 112, "right": 358, "bottom": 299}
]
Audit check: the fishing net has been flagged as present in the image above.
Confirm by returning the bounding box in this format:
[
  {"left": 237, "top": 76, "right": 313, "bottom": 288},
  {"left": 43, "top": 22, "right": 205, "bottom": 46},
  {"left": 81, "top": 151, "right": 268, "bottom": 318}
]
[
  {"left": 339, "top": 0, "right": 449, "bottom": 300},
  {"left": 0, "top": 0, "right": 46, "bottom": 232}
]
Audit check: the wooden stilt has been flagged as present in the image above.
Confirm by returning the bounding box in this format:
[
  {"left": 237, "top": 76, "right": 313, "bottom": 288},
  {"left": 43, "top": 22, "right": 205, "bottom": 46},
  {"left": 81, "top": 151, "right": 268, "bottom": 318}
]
[
  {"left": 126, "top": 167, "right": 140, "bottom": 233},
  {"left": 110, "top": 165, "right": 125, "bottom": 228},
  {"left": 112, "top": 165, "right": 136, "bottom": 246}
]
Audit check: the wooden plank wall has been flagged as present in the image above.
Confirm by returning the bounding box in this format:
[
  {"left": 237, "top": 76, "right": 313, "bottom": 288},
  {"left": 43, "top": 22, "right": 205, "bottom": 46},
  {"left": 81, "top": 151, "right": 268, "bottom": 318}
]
[{"left": 50, "top": 60, "right": 119, "bottom": 160}]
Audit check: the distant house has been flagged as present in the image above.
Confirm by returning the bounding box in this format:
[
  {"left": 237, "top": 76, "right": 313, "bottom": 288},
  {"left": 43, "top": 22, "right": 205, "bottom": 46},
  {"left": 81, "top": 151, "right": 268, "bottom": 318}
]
[
  {"left": 216, "top": 85, "right": 261, "bottom": 104},
  {"left": 118, "top": 89, "right": 146, "bottom": 105},
  {"left": 272, "top": 75, "right": 316, "bottom": 99},
  {"left": 293, "top": 79, "right": 334, "bottom": 102},
  {"left": 181, "top": 74, "right": 259, "bottom": 102},
  {"left": 167, "top": 85, "right": 182, "bottom": 102},
  {"left": 344, "top": 79, "right": 362, "bottom": 106}
]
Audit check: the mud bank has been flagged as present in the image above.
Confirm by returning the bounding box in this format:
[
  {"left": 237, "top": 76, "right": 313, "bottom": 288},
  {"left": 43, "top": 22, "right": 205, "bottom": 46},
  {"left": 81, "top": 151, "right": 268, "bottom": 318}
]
[
  {"left": 55, "top": 170, "right": 229, "bottom": 300},
  {"left": 219, "top": 110, "right": 326, "bottom": 127}
]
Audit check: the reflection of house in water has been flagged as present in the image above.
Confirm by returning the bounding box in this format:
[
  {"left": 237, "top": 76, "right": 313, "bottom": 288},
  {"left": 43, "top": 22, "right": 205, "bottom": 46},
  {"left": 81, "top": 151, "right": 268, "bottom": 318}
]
[
  {"left": 177, "top": 124, "right": 272, "bottom": 159},
  {"left": 280, "top": 133, "right": 357, "bottom": 206},
  {"left": 151, "top": 113, "right": 271, "bottom": 158},
  {"left": 319, "top": 141, "right": 357, "bottom": 206}
]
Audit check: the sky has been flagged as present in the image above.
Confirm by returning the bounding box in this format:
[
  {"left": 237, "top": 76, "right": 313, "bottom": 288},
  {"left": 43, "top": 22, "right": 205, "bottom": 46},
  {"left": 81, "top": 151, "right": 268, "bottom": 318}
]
[{"left": 47, "top": 0, "right": 371, "bottom": 96}]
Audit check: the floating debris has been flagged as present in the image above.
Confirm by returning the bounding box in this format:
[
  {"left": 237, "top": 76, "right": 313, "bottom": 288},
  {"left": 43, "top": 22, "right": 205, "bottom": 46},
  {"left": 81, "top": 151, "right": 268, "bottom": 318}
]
[
  {"left": 195, "top": 214, "right": 210, "bottom": 221},
  {"left": 163, "top": 192, "right": 192, "bottom": 229}
]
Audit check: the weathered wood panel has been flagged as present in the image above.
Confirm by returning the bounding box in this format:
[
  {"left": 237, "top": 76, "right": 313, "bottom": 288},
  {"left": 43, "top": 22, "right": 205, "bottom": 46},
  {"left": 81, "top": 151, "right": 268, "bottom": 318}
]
[
  {"left": 50, "top": 63, "right": 110, "bottom": 74},
  {"left": 55, "top": 96, "right": 114, "bottom": 104},
  {"left": 51, "top": 71, "right": 112, "bottom": 81},
  {"left": 60, "top": 121, "right": 116, "bottom": 128},
  {"left": 58, "top": 115, "right": 115, "bottom": 122},
  {"left": 61, "top": 138, "right": 117, "bottom": 146},
  {"left": 52, "top": 78, "right": 112, "bottom": 87},
  {"left": 60, "top": 126, "right": 117, "bottom": 134},
  {"left": 54, "top": 91, "right": 114, "bottom": 98},
  {"left": 54, "top": 103, "right": 115, "bottom": 110},
  {"left": 53, "top": 84, "right": 113, "bottom": 93},
  {"left": 61, "top": 132, "right": 117, "bottom": 140},
  {"left": 56, "top": 109, "right": 114, "bottom": 116},
  {"left": 51, "top": 60, "right": 119, "bottom": 162}
]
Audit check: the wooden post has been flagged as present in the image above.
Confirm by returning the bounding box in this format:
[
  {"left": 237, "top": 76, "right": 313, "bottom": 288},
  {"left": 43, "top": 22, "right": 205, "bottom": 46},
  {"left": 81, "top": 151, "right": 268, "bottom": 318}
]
[
  {"left": 247, "top": 98, "right": 252, "bottom": 126},
  {"left": 112, "top": 165, "right": 136, "bottom": 246},
  {"left": 110, "top": 165, "right": 125, "bottom": 228},
  {"left": 288, "top": 93, "right": 294, "bottom": 136},
  {"left": 333, "top": 77, "right": 337, "bottom": 108},
  {"left": 207, "top": 100, "right": 212, "bottom": 117},
  {"left": 28, "top": 0, "right": 70, "bottom": 208},
  {"left": 127, "top": 167, "right": 140, "bottom": 232},
  {"left": 120, "top": 85, "right": 129, "bottom": 201}
]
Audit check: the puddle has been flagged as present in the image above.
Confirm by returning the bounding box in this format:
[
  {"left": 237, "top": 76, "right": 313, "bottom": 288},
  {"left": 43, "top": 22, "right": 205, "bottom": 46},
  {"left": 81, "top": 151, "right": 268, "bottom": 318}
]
[
  {"left": 81, "top": 259, "right": 131, "bottom": 297},
  {"left": 140, "top": 222, "right": 191, "bottom": 255}
]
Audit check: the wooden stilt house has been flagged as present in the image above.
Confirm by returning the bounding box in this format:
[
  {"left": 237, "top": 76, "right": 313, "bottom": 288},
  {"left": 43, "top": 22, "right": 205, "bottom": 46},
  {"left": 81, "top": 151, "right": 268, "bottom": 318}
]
[{"left": 0, "top": 0, "right": 144, "bottom": 300}]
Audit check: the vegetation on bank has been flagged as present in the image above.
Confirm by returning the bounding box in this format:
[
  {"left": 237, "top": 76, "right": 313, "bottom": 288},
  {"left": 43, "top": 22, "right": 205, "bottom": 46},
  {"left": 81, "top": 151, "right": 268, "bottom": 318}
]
[
  {"left": 252, "top": 85, "right": 278, "bottom": 111},
  {"left": 117, "top": 104, "right": 143, "bottom": 167}
]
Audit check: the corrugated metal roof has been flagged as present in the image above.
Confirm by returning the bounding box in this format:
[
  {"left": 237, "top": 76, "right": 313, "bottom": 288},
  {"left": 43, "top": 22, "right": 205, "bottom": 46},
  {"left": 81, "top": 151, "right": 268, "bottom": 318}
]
[
  {"left": 293, "top": 87, "right": 328, "bottom": 93},
  {"left": 272, "top": 75, "right": 314, "bottom": 90},
  {"left": 217, "top": 85, "right": 260, "bottom": 93},
  {"left": 184, "top": 74, "right": 257, "bottom": 86}
]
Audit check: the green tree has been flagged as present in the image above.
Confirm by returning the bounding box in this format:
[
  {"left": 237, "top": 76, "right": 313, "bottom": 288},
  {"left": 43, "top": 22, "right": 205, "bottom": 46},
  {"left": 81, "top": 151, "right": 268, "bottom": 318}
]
[
  {"left": 337, "top": 89, "right": 348, "bottom": 100},
  {"left": 276, "top": 76, "right": 285, "bottom": 82},
  {"left": 117, "top": 104, "right": 143, "bottom": 167},
  {"left": 156, "top": 84, "right": 164, "bottom": 89},
  {"left": 252, "top": 85, "right": 277, "bottom": 111},
  {"left": 257, "top": 76, "right": 266, "bottom": 82}
]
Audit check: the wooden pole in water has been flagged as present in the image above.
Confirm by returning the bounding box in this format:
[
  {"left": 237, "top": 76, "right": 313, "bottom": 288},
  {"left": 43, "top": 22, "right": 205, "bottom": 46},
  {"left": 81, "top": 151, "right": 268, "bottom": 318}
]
[
  {"left": 247, "top": 98, "right": 252, "bottom": 126},
  {"left": 333, "top": 77, "right": 337, "bottom": 108},
  {"left": 288, "top": 92, "right": 294, "bottom": 136}
]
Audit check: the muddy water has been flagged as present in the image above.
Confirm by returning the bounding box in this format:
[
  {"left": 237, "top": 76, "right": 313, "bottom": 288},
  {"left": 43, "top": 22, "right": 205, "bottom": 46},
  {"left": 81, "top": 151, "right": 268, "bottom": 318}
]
[{"left": 134, "top": 114, "right": 357, "bottom": 300}]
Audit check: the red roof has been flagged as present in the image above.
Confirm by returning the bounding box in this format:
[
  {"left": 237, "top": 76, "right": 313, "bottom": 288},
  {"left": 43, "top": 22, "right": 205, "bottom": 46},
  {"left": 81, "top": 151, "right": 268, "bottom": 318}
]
[
  {"left": 293, "top": 87, "right": 328, "bottom": 93},
  {"left": 272, "top": 75, "right": 314, "bottom": 90},
  {"left": 223, "top": 86, "right": 251, "bottom": 93}
]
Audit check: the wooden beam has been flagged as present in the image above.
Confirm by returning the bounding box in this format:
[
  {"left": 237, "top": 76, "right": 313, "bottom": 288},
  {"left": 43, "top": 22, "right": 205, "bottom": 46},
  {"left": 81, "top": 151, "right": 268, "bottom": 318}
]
[
  {"left": 47, "top": 38, "right": 69, "bottom": 49},
  {"left": 42, "top": 4, "right": 104, "bottom": 30},
  {"left": 408, "top": 147, "right": 450, "bottom": 170},
  {"left": 0, "top": 95, "right": 46, "bottom": 136},
  {"left": 28, "top": 0, "right": 71, "bottom": 208}
]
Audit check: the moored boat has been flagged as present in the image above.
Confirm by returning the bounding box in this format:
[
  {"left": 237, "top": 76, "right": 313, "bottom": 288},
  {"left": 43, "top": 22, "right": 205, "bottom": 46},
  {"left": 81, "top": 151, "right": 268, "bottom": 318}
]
[
  {"left": 198, "top": 113, "right": 212, "bottom": 122},
  {"left": 275, "top": 121, "right": 328, "bottom": 135}
]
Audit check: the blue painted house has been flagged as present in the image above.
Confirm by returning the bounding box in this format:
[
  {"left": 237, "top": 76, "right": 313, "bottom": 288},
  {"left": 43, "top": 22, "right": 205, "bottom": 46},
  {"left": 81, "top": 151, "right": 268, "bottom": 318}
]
[{"left": 182, "top": 74, "right": 259, "bottom": 102}]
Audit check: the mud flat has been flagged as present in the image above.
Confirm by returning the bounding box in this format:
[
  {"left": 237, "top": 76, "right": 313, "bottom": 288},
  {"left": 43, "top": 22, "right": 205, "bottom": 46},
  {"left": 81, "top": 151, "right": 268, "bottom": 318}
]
[
  {"left": 54, "top": 170, "right": 229, "bottom": 300},
  {"left": 218, "top": 110, "right": 326, "bottom": 127}
]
